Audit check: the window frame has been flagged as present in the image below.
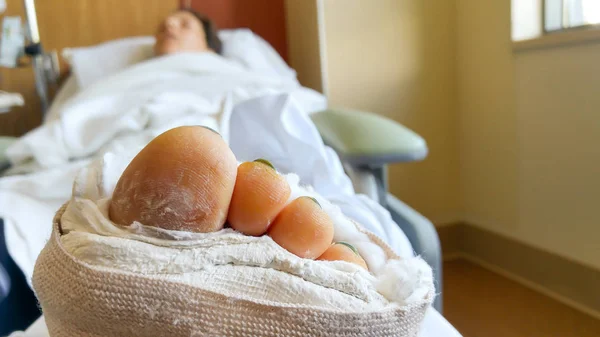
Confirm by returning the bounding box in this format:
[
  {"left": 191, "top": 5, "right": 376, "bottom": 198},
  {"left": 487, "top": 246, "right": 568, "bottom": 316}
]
[{"left": 543, "top": 0, "right": 600, "bottom": 34}]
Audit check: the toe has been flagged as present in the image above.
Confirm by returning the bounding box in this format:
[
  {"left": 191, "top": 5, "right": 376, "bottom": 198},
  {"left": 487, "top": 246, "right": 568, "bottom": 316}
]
[
  {"left": 109, "top": 126, "right": 237, "bottom": 233},
  {"left": 317, "top": 242, "right": 369, "bottom": 270},
  {"left": 228, "top": 159, "right": 291, "bottom": 236},
  {"left": 267, "top": 196, "right": 334, "bottom": 259}
]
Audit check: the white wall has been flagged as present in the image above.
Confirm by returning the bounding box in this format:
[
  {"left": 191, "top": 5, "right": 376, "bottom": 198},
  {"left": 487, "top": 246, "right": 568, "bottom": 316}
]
[
  {"left": 456, "top": 0, "right": 519, "bottom": 232},
  {"left": 284, "top": 0, "right": 324, "bottom": 93},
  {"left": 457, "top": 0, "right": 600, "bottom": 269},
  {"left": 514, "top": 44, "right": 600, "bottom": 269},
  {"left": 320, "top": 0, "right": 460, "bottom": 225},
  {"left": 287, "top": 0, "right": 600, "bottom": 270}
]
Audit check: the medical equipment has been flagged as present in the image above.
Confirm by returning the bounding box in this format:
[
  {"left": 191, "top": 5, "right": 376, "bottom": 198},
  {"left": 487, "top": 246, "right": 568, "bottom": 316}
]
[
  {"left": 0, "top": 16, "right": 25, "bottom": 68},
  {"left": 0, "top": 0, "right": 59, "bottom": 114}
]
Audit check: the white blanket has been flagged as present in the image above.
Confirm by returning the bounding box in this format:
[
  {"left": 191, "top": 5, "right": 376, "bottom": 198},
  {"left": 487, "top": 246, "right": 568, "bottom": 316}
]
[{"left": 0, "top": 52, "right": 414, "bottom": 286}]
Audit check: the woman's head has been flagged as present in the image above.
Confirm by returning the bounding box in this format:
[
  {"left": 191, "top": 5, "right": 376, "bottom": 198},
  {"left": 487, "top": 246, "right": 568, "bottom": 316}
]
[{"left": 154, "top": 9, "right": 222, "bottom": 56}]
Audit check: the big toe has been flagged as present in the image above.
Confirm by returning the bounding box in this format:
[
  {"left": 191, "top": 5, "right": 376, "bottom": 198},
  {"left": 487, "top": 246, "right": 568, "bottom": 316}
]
[{"left": 109, "top": 126, "right": 237, "bottom": 233}]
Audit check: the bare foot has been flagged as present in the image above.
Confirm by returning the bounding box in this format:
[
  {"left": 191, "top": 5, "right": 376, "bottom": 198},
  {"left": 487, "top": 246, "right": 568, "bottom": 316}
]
[
  {"left": 109, "top": 126, "right": 366, "bottom": 268},
  {"left": 109, "top": 126, "right": 237, "bottom": 233}
]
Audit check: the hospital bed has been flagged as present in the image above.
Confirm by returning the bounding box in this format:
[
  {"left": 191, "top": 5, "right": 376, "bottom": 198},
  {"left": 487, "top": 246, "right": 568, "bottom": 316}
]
[{"left": 0, "top": 0, "right": 447, "bottom": 335}]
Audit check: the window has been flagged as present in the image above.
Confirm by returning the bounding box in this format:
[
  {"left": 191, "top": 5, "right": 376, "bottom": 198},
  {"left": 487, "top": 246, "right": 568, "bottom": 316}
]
[{"left": 545, "top": 0, "right": 600, "bottom": 32}]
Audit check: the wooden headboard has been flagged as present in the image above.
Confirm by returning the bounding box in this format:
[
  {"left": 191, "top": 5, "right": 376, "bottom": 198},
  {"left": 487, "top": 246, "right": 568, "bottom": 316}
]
[
  {"left": 183, "top": 0, "right": 287, "bottom": 61},
  {"left": 0, "top": 0, "right": 289, "bottom": 136}
]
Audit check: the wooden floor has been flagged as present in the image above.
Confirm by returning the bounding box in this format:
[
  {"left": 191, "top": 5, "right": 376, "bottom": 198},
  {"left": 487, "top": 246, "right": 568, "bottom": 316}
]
[{"left": 443, "top": 259, "right": 600, "bottom": 337}]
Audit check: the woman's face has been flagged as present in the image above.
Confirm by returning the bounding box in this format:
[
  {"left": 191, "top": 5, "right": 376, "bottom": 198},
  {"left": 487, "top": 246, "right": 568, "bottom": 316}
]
[{"left": 154, "top": 11, "right": 209, "bottom": 56}]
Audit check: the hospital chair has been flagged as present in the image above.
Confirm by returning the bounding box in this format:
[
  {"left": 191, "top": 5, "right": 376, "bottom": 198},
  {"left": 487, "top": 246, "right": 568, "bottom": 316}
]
[{"left": 311, "top": 108, "right": 442, "bottom": 313}]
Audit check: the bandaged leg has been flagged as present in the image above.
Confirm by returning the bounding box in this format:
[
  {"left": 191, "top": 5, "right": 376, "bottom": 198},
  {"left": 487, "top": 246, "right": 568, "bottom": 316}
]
[{"left": 32, "top": 126, "right": 435, "bottom": 337}]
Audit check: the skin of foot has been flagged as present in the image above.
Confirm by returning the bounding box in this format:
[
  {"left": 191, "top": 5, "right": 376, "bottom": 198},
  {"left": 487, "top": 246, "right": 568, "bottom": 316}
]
[
  {"left": 109, "top": 126, "right": 368, "bottom": 270},
  {"left": 267, "top": 196, "right": 335, "bottom": 259},
  {"left": 227, "top": 159, "right": 291, "bottom": 236},
  {"left": 109, "top": 126, "right": 237, "bottom": 233},
  {"left": 317, "top": 242, "right": 369, "bottom": 269}
]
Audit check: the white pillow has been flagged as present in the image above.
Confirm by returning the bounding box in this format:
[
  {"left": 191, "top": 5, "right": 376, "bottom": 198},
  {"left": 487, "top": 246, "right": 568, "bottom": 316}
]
[
  {"left": 219, "top": 29, "right": 296, "bottom": 81},
  {"left": 63, "top": 36, "right": 156, "bottom": 89},
  {"left": 62, "top": 29, "right": 296, "bottom": 88}
]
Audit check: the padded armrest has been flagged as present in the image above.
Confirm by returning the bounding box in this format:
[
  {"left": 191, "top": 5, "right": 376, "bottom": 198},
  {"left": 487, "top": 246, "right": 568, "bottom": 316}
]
[
  {"left": 0, "top": 136, "right": 17, "bottom": 171},
  {"left": 311, "top": 109, "right": 427, "bottom": 166}
]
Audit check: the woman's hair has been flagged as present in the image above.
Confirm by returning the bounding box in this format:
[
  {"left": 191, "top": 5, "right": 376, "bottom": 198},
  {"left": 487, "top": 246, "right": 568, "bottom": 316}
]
[{"left": 180, "top": 8, "right": 223, "bottom": 55}]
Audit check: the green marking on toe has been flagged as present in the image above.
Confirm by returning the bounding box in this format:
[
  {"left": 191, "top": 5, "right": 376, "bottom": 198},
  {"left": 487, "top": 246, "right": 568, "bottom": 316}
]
[
  {"left": 253, "top": 158, "right": 275, "bottom": 170},
  {"left": 336, "top": 242, "right": 360, "bottom": 256},
  {"left": 305, "top": 196, "right": 321, "bottom": 209},
  {"left": 200, "top": 125, "right": 220, "bottom": 135}
]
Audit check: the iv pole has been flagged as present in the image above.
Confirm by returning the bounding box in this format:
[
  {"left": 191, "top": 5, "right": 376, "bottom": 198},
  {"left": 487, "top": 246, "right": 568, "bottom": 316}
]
[{"left": 21, "top": 0, "right": 58, "bottom": 115}]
